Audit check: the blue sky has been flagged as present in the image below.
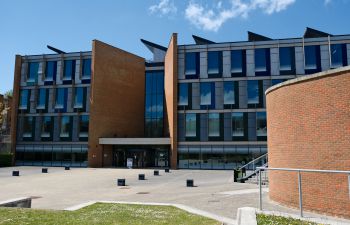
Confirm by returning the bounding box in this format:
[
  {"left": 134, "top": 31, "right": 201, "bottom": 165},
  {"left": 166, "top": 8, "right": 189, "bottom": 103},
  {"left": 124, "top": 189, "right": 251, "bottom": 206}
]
[{"left": 0, "top": 0, "right": 349, "bottom": 93}]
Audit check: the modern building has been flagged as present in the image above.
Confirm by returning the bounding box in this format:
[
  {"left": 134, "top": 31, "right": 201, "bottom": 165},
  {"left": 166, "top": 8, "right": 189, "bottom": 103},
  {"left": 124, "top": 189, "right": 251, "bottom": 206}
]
[{"left": 10, "top": 28, "right": 350, "bottom": 169}]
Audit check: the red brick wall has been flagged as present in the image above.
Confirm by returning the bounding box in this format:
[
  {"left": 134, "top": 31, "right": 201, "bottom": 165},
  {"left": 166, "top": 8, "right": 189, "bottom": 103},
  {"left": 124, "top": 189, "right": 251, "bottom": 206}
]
[
  {"left": 266, "top": 68, "right": 350, "bottom": 218},
  {"left": 164, "top": 33, "right": 178, "bottom": 169}
]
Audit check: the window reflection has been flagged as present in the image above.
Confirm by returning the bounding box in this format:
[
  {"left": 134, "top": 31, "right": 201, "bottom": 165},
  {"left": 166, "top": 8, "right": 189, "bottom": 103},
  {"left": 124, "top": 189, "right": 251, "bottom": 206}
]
[
  {"left": 185, "top": 52, "right": 199, "bottom": 78},
  {"left": 247, "top": 80, "right": 260, "bottom": 106},
  {"left": 27, "top": 62, "right": 39, "bottom": 83},
  {"left": 208, "top": 51, "right": 222, "bottom": 76},
  {"left": 37, "top": 89, "right": 47, "bottom": 110},
  {"left": 256, "top": 112, "right": 267, "bottom": 140},
  {"left": 185, "top": 113, "right": 196, "bottom": 137},
  {"left": 331, "top": 44, "right": 347, "bottom": 68},
  {"left": 178, "top": 83, "right": 189, "bottom": 106},
  {"left": 279, "top": 47, "right": 295, "bottom": 74},
  {"left": 82, "top": 59, "right": 91, "bottom": 79},
  {"left": 200, "top": 82, "right": 214, "bottom": 108},
  {"left": 304, "top": 45, "right": 321, "bottom": 74},
  {"left": 231, "top": 50, "right": 245, "bottom": 76}
]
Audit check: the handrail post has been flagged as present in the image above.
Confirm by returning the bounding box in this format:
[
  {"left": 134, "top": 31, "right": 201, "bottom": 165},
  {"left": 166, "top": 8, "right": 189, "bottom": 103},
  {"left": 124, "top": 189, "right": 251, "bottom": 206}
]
[
  {"left": 259, "top": 169, "right": 262, "bottom": 210},
  {"left": 298, "top": 170, "right": 303, "bottom": 217}
]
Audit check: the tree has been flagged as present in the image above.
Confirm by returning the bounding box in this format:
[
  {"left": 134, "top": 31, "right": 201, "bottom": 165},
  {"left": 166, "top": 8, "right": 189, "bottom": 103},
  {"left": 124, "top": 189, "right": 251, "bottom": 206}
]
[{"left": 4, "top": 90, "right": 12, "bottom": 98}]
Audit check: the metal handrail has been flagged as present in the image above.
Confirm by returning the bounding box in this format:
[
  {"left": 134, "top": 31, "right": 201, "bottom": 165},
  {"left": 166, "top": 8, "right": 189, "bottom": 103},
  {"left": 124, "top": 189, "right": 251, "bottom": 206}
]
[
  {"left": 257, "top": 166, "right": 350, "bottom": 174},
  {"left": 256, "top": 166, "right": 350, "bottom": 217},
  {"left": 239, "top": 153, "right": 268, "bottom": 170}
]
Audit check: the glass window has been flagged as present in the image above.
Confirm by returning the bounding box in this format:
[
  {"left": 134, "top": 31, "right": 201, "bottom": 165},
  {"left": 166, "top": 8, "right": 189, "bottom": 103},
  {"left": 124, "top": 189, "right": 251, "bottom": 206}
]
[
  {"left": 223, "top": 82, "right": 235, "bottom": 105},
  {"left": 185, "top": 113, "right": 196, "bottom": 137},
  {"left": 247, "top": 80, "right": 260, "bottom": 105},
  {"left": 279, "top": 47, "right": 294, "bottom": 72},
  {"left": 60, "top": 116, "right": 71, "bottom": 138},
  {"left": 41, "top": 116, "right": 52, "bottom": 138},
  {"left": 331, "top": 44, "right": 347, "bottom": 68},
  {"left": 63, "top": 60, "right": 75, "bottom": 80},
  {"left": 185, "top": 52, "right": 199, "bottom": 77},
  {"left": 231, "top": 50, "right": 245, "bottom": 75},
  {"left": 145, "top": 71, "right": 164, "bottom": 137},
  {"left": 256, "top": 112, "right": 267, "bottom": 137},
  {"left": 304, "top": 45, "right": 320, "bottom": 73},
  {"left": 200, "top": 82, "right": 214, "bottom": 107},
  {"left": 55, "top": 88, "right": 65, "bottom": 109},
  {"left": 74, "top": 87, "right": 84, "bottom": 109},
  {"left": 178, "top": 83, "right": 188, "bottom": 106},
  {"left": 37, "top": 89, "right": 47, "bottom": 109},
  {"left": 208, "top": 113, "right": 220, "bottom": 137},
  {"left": 27, "top": 62, "right": 39, "bottom": 83},
  {"left": 232, "top": 112, "right": 244, "bottom": 137},
  {"left": 208, "top": 51, "right": 221, "bottom": 75},
  {"left": 79, "top": 115, "right": 89, "bottom": 138},
  {"left": 271, "top": 79, "right": 285, "bottom": 86},
  {"left": 82, "top": 59, "right": 91, "bottom": 79},
  {"left": 19, "top": 89, "right": 29, "bottom": 110},
  {"left": 255, "top": 48, "right": 269, "bottom": 73},
  {"left": 23, "top": 116, "right": 34, "bottom": 138},
  {"left": 45, "top": 61, "right": 57, "bottom": 81}
]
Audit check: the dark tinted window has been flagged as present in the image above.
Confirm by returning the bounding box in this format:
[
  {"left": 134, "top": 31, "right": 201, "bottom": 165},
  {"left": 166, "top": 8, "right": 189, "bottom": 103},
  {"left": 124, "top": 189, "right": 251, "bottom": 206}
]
[
  {"left": 208, "top": 113, "right": 220, "bottom": 137},
  {"left": 82, "top": 59, "right": 91, "bottom": 78},
  {"left": 74, "top": 87, "right": 84, "bottom": 109},
  {"left": 37, "top": 89, "right": 47, "bottom": 109},
  {"left": 232, "top": 112, "right": 244, "bottom": 137},
  {"left": 185, "top": 52, "right": 199, "bottom": 78},
  {"left": 79, "top": 115, "right": 89, "bottom": 140},
  {"left": 41, "top": 116, "right": 52, "bottom": 140},
  {"left": 60, "top": 116, "right": 72, "bottom": 140},
  {"left": 45, "top": 61, "right": 57, "bottom": 81},
  {"left": 200, "top": 82, "right": 215, "bottom": 109},
  {"left": 247, "top": 80, "right": 263, "bottom": 108},
  {"left": 19, "top": 89, "right": 29, "bottom": 110},
  {"left": 63, "top": 60, "right": 76, "bottom": 80},
  {"left": 331, "top": 44, "right": 348, "bottom": 68},
  {"left": 231, "top": 50, "right": 246, "bottom": 76},
  {"left": 178, "top": 83, "right": 189, "bottom": 106},
  {"left": 279, "top": 47, "right": 295, "bottom": 74},
  {"left": 304, "top": 45, "right": 321, "bottom": 74},
  {"left": 256, "top": 112, "right": 267, "bottom": 140},
  {"left": 27, "top": 62, "right": 39, "bottom": 83},
  {"left": 255, "top": 48, "right": 270, "bottom": 75},
  {"left": 185, "top": 113, "right": 196, "bottom": 137},
  {"left": 208, "top": 51, "right": 222, "bottom": 77}
]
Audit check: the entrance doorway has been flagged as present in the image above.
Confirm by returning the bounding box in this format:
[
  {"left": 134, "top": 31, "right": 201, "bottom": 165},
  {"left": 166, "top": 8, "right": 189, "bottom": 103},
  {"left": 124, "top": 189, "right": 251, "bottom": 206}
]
[{"left": 112, "top": 146, "right": 169, "bottom": 168}]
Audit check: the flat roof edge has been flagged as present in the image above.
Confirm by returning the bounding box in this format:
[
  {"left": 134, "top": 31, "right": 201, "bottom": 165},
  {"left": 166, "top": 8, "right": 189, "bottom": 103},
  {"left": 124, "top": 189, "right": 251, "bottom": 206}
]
[{"left": 265, "top": 65, "right": 350, "bottom": 95}]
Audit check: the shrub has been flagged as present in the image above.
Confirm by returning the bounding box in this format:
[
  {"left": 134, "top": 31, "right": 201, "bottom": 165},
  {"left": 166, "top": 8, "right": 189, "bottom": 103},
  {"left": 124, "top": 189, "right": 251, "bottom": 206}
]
[{"left": 0, "top": 153, "right": 13, "bottom": 167}]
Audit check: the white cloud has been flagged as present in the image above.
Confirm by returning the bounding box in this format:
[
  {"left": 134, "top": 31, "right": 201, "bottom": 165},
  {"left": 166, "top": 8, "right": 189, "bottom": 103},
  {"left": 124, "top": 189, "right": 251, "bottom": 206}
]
[
  {"left": 324, "top": 0, "right": 331, "bottom": 5},
  {"left": 185, "top": 0, "right": 296, "bottom": 32},
  {"left": 149, "top": 0, "right": 177, "bottom": 17}
]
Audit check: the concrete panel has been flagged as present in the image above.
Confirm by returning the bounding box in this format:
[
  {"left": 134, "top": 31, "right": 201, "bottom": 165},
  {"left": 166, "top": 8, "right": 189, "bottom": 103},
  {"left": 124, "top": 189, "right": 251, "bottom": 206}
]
[
  {"left": 75, "top": 60, "right": 82, "bottom": 84},
  {"left": 239, "top": 80, "right": 247, "bottom": 109},
  {"left": 34, "top": 116, "right": 41, "bottom": 141},
  {"left": 53, "top": 116, "right": 60, "bottom": 142},
  {"left": 295, "top": 47, "right": 305, "bottom": 75},
  {"left": 56, "top": 60, "right": 63, "bottom": 85},
  {"left": 192, "top": 82, "right": 200, "bottom": 110},
  {"left": 200, "top": 113, "right": 208, "bottom": 141},
  {"left": 200, "top": 51, "right": 208, "bottom": 78},
  {"left": 177, "top": 114, "right": 185, "bottom": 141},
  {"left": 246, "top": 50, "right": 254, "bottom": 77},
  {"left": 37, "top": 62, "right": 44, "bottom": 85},
  {"left": 86, "top": 87, "right": 90, "bottom": 113},
  {"left": 270, "top": 48, "right": 280, "bottom": 76},
  {"left": 20, "top": 62, "right": 27, "bottom": 86},
  {"left": 29, "top": 89, "right": 36, "bottom": 114},
  {"left": 48, "top": 89, "right": 54, "bottom": 113},
  {"left": 224, "top": 112, "right": 231, "bottom": 141},
  {"left": 215, "top": 81, "right": 223, "bottom": 109},
  {"left": 320, "top": 45, "right": 330, "bottom": 71},
  {"left": 248, "top": 112, "right": 257, "bottom": 141},
  {"left": 178, "top": 55, "right": 185, "bottom": 79},
  {"left": 263, "top": 80, "right": 271, "bottom": 108},
  {"left": 72, "top": 116, "right": 79, "bottom": 142},
  {"left": 222, "top": 50, "right": 231, "bottom": 78},
  {"left": 67, "top": 88, "right": 73, "bottom": 113}
]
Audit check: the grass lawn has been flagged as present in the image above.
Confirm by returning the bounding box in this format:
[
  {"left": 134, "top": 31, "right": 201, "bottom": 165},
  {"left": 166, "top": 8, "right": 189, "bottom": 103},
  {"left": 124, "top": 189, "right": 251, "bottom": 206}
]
[
  {"left": 257, "top": 214, "right": 324, "bottom": 225},
  {"left": 0, "top": 203, "right": 220, "bottom": 225}
]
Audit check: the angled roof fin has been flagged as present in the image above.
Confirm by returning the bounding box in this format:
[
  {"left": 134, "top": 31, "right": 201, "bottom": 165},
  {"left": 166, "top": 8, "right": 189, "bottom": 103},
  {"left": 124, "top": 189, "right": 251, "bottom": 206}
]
[
  {"left": 248, "top": 31, "right": 272, "bottom": 42},
  {"left": 303, "top": 27, "right": 332, "bottom": 38},
  {"left": 140, "top": 39, "right": 167, "bottom": 53},
  {"left": 47, "top": 45, "right": 66, "bottom": 54},
  {"left": 192, "top": 35, "right": 216, "bottom": 45}
]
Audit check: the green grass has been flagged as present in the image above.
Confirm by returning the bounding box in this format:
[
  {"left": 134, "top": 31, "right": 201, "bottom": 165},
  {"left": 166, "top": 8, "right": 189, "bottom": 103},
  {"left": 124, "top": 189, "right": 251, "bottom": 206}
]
[
  {"left": 257, "top": 214, "right": 325, "bottom": 225},
  {"left": 0, "top": 203, "right": 220, "bottom": 225}
]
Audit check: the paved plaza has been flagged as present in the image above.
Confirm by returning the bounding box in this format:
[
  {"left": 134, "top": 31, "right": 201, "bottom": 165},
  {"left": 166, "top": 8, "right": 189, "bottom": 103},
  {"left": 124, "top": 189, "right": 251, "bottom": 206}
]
[{"left": 0, "top": 167, "right": 348, "bottom": 224}]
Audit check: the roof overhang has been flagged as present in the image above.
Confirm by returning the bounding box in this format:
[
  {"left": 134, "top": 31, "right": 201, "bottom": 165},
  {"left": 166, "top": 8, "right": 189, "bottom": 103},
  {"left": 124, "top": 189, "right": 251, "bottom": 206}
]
[{"left": 99, "top": 138, "right": 171, "bottom": 145}]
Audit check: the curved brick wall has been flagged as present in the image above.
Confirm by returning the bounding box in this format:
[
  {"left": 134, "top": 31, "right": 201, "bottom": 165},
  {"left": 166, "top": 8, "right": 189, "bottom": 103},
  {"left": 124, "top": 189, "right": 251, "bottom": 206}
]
[{"left": 266, "top": 66, "right": 350, "bottom": 218}]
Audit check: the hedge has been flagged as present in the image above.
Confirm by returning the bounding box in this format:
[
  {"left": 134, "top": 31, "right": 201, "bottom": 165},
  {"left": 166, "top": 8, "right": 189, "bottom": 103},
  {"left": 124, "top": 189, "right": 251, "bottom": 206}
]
[{"left": 0, "top": 153, "right": 13, "bottom": 167}]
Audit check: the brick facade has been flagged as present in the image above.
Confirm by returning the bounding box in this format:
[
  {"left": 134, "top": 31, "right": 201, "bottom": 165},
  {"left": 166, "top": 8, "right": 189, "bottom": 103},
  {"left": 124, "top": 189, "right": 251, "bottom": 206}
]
[{"left": 266, "top": 66, "right": 350, "bottom": 218}]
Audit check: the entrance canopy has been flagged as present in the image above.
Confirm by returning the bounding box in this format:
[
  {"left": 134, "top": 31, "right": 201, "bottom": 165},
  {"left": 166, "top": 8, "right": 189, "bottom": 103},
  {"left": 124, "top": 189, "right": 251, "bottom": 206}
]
[{"left": 99, "top": 138, "right": 171, "bottom": 145}]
